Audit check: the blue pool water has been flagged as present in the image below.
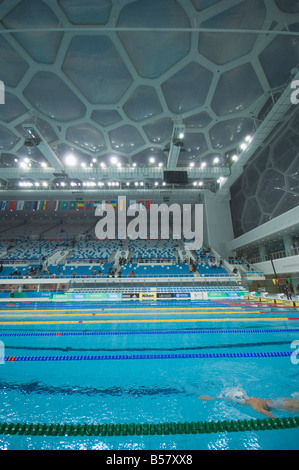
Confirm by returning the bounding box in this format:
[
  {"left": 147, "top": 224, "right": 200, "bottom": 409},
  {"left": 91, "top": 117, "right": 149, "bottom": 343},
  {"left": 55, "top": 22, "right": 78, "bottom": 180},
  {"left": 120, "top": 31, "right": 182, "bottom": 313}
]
[{"left": 0, "top": 299, "right": 298, "bottom": 450}]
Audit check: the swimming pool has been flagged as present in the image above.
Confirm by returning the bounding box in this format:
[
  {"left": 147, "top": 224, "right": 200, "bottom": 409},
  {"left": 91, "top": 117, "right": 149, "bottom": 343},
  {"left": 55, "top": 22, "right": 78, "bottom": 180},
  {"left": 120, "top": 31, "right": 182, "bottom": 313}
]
[{"left": 0, "top": 298, "right": 298, "bottom": 450}]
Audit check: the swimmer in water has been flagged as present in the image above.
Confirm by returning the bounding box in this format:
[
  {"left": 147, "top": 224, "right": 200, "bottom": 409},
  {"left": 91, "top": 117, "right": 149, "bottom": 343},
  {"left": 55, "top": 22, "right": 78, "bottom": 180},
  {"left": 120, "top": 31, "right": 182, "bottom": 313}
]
[{"left": 198, "top": 391, "right": 299, "bottom": 418}]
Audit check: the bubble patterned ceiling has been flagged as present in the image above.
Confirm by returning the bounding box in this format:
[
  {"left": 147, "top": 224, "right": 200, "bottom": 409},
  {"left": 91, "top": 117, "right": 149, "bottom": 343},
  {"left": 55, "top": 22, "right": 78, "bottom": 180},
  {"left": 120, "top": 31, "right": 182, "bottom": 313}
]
[{"left": 0, "top": 0, "right": 298, "bottom": 194}]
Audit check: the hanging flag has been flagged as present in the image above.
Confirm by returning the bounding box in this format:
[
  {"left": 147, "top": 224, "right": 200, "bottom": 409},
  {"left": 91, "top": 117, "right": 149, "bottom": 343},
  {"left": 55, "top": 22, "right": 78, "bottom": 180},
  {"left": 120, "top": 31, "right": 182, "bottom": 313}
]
[
  {"left": 101, "top": 200, "right": 109, "bottom": 210},
  {"left": 24, "top": 201, "right": 32, "bottom": 210},
  {"left": 0, "top": 201, "right": 8, "bottom": 210},
  {"left": 61, "top": 201, "right": 69, "bottom": 210},
  {"left": 32, "top": 201, "right": 39, "bottom": 211},
  {"left": 16, "top": 200, "right": 24, "bottom": 211},
  {"left": 8, "top": 201, "right": 17, "bottom": 211},
  {"left": 145, "top": 200, "right": 152, "bottom": 210},
  {"left": 118, "top": 198, "right": 125, "bottom": 211},
  {"left": 138, "top": 200, "right": 145, "bottom": 208},
  {"left": 110, "top": 200, "right": 117, "bottom": 209},
  {"left": 41, "top": 201, "right": 49, "bottom": 210},
  {"left": 85, "top": 201, "right": 92, "bottom": 210},
  {"left": 69, "top": 201, "right": 77, "bottom": 210},
  {"left": 76, "top": 201, "right": 84, "bottom": 210},
  {"left": 272, "top": 279, "right": 276, "bottom": 285},
  {"left": 53, "top": 200, "right": 60, "bottom": 211},
  {"left": 94, "top": 201, "right": 101, "bottom": 209},
  {"left": 130, "top": 200, "right": 136, "bottom": 209}
]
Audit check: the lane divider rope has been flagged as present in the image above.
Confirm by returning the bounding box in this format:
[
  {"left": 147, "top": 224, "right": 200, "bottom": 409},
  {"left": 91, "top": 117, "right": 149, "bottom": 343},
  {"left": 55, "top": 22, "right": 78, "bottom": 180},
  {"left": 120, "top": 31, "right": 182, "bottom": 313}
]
[
  {"left": 0, "top": 317, "right": 298, "bottom": 325},
  {"left": 1, "top": 328, "right": 299, "bottom": 337},
  {"left": 0, "top": 416, "right": 298, "bottom": 436},
  {"left": 2, "top": 351, "right": 293, "bottom": 362}
]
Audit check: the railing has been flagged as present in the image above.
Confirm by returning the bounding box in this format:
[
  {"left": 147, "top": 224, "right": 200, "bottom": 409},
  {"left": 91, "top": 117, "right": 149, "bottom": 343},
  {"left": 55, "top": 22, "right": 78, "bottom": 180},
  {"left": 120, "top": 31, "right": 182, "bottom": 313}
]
[{"left": 249, "top": 246, "right": 299, "bottom": 264}]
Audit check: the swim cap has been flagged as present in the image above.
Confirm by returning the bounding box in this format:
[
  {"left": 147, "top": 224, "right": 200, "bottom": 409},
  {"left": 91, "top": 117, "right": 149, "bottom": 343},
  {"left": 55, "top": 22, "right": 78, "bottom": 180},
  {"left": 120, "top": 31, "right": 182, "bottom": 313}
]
[
  {"left": 220, "top": 388, "right": 247, "bottom": 405},
  {"left": 232, "top": 392, "right": 247, "bottom": 405}
]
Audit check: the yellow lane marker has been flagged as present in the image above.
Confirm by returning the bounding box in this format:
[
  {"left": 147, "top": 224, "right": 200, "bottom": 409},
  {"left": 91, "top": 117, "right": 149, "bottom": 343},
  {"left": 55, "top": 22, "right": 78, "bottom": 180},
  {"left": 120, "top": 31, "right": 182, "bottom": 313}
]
[
  {"left": 0, "top": 317, "right": 291, "bottom": 325},
  {"left": 0, "top": 306, "right": 247, "bottom": 314},
  {"left": 0, "top": 310, "right": 261, "bottom": 318}
]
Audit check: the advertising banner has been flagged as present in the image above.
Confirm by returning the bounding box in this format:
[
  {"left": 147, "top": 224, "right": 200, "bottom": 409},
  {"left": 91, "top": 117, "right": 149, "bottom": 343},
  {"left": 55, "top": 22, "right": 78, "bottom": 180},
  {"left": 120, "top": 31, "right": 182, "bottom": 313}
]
[
  {"left": 139, "top": 293, "right": 157, "bottom": 301},
  {"left": 156, "top": 293, "right": 173, "bottom": 299},
  {"left": 122, "top": 293, "right": 140, "bottom": 300},
  {"left": 173, "top": 292, "right": 190, "bottom": 299}
]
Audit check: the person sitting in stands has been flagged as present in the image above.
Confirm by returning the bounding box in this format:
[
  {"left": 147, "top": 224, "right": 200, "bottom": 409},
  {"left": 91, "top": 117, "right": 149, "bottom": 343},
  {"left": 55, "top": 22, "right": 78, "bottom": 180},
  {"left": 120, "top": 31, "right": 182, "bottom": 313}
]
[{"left": 129, "top": 270, "right": 135, "bottom": 278}]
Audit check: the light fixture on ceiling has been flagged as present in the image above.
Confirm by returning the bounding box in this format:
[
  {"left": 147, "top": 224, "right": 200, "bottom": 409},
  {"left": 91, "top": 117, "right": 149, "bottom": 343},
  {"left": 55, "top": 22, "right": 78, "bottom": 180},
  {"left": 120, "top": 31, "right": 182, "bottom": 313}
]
[{"left": 65, "top": 153, "right": 77, "bottom": 167}]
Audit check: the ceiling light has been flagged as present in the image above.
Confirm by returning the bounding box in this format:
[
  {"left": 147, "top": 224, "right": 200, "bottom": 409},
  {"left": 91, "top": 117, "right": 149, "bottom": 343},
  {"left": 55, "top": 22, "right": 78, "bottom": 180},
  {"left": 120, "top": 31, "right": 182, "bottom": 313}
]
[
  {"left": 189, "top": 162, "right": 195, "bottom": 168},
  {"left": 198, "top": 181, "right": 203, "bottom": 186},
  {"left": 240, "top": 143, "right": 247, "bottom": 151},
  {"left": 126, "top": 182, "right": 130, "bottom": 186},
  {"left": 117, "top": 162, "right": 122, "bottom": 168},
  {"left": 132, "top": 163, "right": 136, "bottom": 168},
  {"left": 100, "top": 162, "right": 106, "bottom": 168},
  {"left": 81, "top": 162, "right": 86, "bottom": 168},
  {"left": 232, "top": 155, "right": 238, "bottom": 162},
  {"left": 158, "top": 162, "right": 163, "bottom": 167},
  {"left": 65, "top": 154, "right": 77, "bottom": 166},
  {"left": 193, "top": 181, "right": 197, "bottom": 186},
  {"left": 135, "top": 182, "right": 139, "bottom": 186},
  {"left": 154, "top": 182, "right": 159, "bottom": 186},
  {"left": 92, "top": 158, "right": 97, "bottom": 163},
  {"left": 201, "top": 161, "right": 206, "bottom": 168},
  {"left": 245, "top": 135, "right": 252, "bottom": 142},
  {"left": 213, "top": 157, "right": 220, "bottom": 164},
  {"left": 40, "top": 162, "right": 47, "bottom": 168},
  {"left": 111, "top": 156, "right": 118, "bottom": 164},
  {"left": 149, "top": 157, "right": 155, "bottom": 163}
]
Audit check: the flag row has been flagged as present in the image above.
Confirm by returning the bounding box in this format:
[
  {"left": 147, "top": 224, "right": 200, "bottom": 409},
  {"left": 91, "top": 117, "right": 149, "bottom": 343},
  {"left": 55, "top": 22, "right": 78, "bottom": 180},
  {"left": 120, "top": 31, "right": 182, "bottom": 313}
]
[{"left": 0, "top": 199, "right": 153, "bottom": 211}]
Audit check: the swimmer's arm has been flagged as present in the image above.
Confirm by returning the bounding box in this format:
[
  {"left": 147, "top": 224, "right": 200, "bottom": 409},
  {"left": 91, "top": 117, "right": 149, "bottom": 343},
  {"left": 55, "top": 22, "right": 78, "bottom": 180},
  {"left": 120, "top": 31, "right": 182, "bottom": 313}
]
[{"left": 198, "top": 395, "right": 218, "bottom": 401}]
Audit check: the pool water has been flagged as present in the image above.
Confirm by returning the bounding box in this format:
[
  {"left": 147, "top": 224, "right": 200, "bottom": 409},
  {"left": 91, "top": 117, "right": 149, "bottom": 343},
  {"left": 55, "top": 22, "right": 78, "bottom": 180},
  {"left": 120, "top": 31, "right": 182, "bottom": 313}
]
[{"left": 0, "top": 299, "right": 298, "bottom": 450}]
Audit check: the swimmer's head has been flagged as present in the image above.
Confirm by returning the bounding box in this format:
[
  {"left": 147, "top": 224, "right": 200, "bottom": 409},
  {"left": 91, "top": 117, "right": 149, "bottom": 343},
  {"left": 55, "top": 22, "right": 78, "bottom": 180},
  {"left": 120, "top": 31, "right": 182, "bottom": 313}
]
[
  {"left": 231, "top": 392, "right": 247, "bottom": 405},
  {"left": 220, "top": 388, "right": 247, "bottom": 405}
]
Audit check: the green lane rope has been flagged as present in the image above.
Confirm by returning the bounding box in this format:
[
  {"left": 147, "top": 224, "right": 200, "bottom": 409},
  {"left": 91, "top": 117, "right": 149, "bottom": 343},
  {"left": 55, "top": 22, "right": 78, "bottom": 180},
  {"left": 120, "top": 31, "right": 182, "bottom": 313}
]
[{"left": 0, "top": 416, "right": 298, "bottom": 437}]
